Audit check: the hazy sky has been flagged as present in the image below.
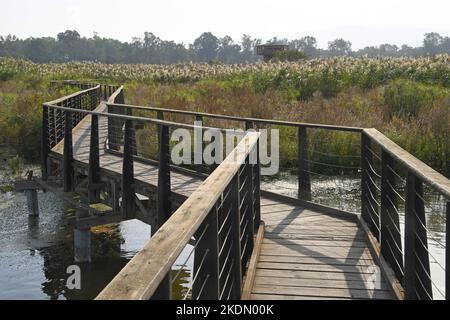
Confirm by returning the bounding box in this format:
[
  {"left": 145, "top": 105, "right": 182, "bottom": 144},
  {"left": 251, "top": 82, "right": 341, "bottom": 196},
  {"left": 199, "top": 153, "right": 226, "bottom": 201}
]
[{"left": 2, "top": 0, "right": 450, "bottom": 49}]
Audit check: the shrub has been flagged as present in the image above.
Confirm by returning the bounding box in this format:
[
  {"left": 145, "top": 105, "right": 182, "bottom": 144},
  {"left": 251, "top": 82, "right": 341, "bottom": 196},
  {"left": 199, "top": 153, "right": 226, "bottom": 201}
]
[
  {"left": 383, "top": 79, "right": 449, "bottom": 118},
  {"left": 271, "top": 50, "right": 307, "bottom": 62}
]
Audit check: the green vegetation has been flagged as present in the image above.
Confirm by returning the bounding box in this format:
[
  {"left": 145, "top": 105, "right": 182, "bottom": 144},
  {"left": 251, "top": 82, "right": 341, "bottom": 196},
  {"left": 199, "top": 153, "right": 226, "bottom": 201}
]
[
  {"left": 2, "top": 30, "right": 450, "bottom": 64},
  {"left": 271, "top": 50, "right": 307, "bottom": 62},
  {"left": 0, "top": 56, "right": 448, "bottom": 177}
]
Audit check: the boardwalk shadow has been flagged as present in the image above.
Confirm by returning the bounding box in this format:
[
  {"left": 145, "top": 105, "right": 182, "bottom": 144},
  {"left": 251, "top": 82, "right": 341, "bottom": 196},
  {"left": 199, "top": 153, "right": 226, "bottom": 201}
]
[{"left": 264, "top": 206, "right": 386, "bottom": 299}]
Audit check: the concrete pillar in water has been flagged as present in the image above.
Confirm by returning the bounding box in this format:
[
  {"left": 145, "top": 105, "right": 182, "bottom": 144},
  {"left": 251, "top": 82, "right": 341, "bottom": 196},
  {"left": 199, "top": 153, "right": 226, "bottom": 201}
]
[
  {"left": 74, "top": 227, "right": 91, "bottom": 263},
  {"left": 23, "top": 171, "right": 39, "bottom": 216},
  {"left": 74, "top": 207, "right": 91, "bottom": 263},
  {"left": 26, "top": 189, "right": 39, "bottom": 216}
]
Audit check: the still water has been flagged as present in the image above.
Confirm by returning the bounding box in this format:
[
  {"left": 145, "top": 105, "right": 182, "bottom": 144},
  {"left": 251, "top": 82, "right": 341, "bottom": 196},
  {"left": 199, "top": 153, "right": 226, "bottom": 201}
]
[
  {"left": 0, "top": 183, "right": 193, "bottom": 300},
  {"left": 0, "top": 171, "right": 446, "bottom": 299}
]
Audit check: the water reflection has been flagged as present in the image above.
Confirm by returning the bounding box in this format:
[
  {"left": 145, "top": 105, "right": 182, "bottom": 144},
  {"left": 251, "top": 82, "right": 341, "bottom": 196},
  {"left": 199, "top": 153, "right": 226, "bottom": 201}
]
[{"left": 0, "top": 188, "right": 193, "bottom": 300}]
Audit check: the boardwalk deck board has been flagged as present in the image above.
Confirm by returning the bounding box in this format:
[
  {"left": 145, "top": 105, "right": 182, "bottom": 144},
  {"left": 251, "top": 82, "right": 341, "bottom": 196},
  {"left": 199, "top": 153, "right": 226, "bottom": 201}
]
[{"left": 51, "top": 101, "right": 394, "bottom": 301}]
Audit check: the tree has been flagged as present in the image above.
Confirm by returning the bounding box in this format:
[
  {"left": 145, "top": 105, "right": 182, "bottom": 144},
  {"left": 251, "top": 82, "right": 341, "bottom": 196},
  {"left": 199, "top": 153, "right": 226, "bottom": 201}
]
[
  {"left": 379, "top": 44, "right": 399, "bottom": 56},
  {"left": 57, "top": 30, "right": 80, "bottom": 43},
  {"left": 290, "top": 36, "right": 317, "bottom": 57},
  {"left": 240, "top": 34, "right": 261, "bottom": 62},
  {"left": 2, "top": 30, "right": 450, "bottom": 64},
  {"left": 218, "top": 36, "right": 241, "bottom": 63},
  {"left": 423, "top": 32, "right": 443, "bottom": 55},
  {"left": 398, "top": 44, "right": 417, "bottom": 56},
  {"left": 328, "top": 38, "right": 352, "bottom": 56},
  {"left": 192, "top": 32, "right": 219, "bottom": 62},
  {"left": 57, "top": 30, "right": 81, "bottom": 61},
  {"left": 266, "top": 37, "right": 289, "bottom": 45}
]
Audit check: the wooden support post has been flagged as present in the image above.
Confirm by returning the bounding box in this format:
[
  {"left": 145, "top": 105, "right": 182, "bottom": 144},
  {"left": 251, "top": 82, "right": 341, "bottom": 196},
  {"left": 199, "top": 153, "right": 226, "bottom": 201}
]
[
  {"left": 41, "top": 105, "right": 50, "bottom": 181},
  {"left": 121, "top": 119, "right": 135, "bottom": 220},
  {"left": 361, "top": 132, "right": 380, "bottom": 240},
  {"left": 446, "top": 201, "right": 449, "bottom": 300},
  {"left": 404, "top": 172, "right": 432, "bottom": 300},
  {"left": 380, "top": 150, "right": 403, "bottom": 281},
  {"left": 193, "top": 207, "right": 220, "bottom": 300},
  {"left": 230, "top": 174, "right": 243, "bottom": 299},
  {"left": 125, "top": 107, "right": 138, "bottom": 156},
  {"left": 118, "top": 90, "right": 125, "bottom": 104},
  {"left": 106, "top": 104, "right": 116, "bottom": 151},
  {"left": 195, "top": 115, "right": 205, "bottom": 173},
  {"left": 245, "top": 121, "right": 253, "bottom": 131},
  {"left": 298, "top": 126, "right": 311, "bottom": 201},
  {"left": 63, "top": 110, "right": 74, "bottom": 192},
  {"left": 157, "top": 124, "right": 171, "bottom": 229},
  {"left": 76, "top": 95, "right": 81, "bottom": 125},
  {"left": 88, "top": 115, "right": 100, "bottom": 203}
]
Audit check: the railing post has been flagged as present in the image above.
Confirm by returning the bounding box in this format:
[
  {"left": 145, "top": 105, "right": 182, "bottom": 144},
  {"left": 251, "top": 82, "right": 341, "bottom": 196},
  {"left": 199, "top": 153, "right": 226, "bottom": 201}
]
[
  {"left": 195, "top": 115, "right": 205, "bottom": 173},
  {"left": 446, "top": 201, "right": 449, "bottom": 300},
  {"left": 404, "top": 172, "right": 432, "bottom": 300},
  {"left": 125, "top": 107, "right": 138, "bottom": 156},
  {"left": 63, "top": 110, "right": 74, "bottom": 192},
  {"left": 380, "top": 150, "right": 403, "bottom": 281},
  {"left": 245, "top": 121, "right": 253, "bottom": 131},
  {"left": 88, "top": 114, "right": 100, "bottom": 203},
  {"left": 157, "top": 124, "right": 171, "bottom": 228},
  {"left": 253, "top": 140, "right": 261, "bottom": 233},
  {"left": 361, "top": 132, "right": 380, "bottom": 240},
  {"left": 193, "top": 207, "right": 220, "bottom": 300},
  {"left": 41, "top": 105, "right": 50, "bottom": 180},
  {"left": 121, "top": 119, "right": 135, "bottom": 220},
  {"left": 97, "top": 88, "right": 101, "bottom": 106},
  {"left": 118, "top": 89, "right": 125, "bottom": 104},
  {"left": 298, "top": 126, "right": 311, "bottom": 201},
  {"left": 152, "top": 123, "right": 172, "bottom": 300},
  {"left": 230, "top": 174, "right": 243, "bottom": 299}
]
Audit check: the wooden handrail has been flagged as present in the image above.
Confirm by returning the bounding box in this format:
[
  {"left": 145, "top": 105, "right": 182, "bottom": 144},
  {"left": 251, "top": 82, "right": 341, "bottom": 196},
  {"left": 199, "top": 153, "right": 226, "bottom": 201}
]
[
  {"left": 107, "top": 85, "right": 124, "bottom": 104},
  {"left": 96, "top": 132, "right": 259, "bottom": 300},
  {"left": 364, "top": 128, "right": 450, "bottom": 198}
]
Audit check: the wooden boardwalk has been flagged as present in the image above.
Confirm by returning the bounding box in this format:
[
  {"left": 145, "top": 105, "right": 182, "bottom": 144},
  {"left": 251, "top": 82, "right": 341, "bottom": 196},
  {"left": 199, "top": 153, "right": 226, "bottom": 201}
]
[
  {"left": 51, "top": 102, "right": 393, "bottom": 300},
  {"left": 251, "top": 199, "right": 392, "bottom": 299}
]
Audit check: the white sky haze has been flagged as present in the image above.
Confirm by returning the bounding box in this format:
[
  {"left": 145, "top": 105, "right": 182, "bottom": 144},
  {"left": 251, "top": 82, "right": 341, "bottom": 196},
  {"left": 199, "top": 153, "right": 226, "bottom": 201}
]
[{"left": 1, "top": 0, "right": 450, "bottom": 49}]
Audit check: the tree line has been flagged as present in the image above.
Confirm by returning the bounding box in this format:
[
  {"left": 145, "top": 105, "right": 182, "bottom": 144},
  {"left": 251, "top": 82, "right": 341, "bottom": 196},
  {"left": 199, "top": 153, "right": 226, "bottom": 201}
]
[{"left": 1, "top": 30, "right": 449, "bottom": 64}]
